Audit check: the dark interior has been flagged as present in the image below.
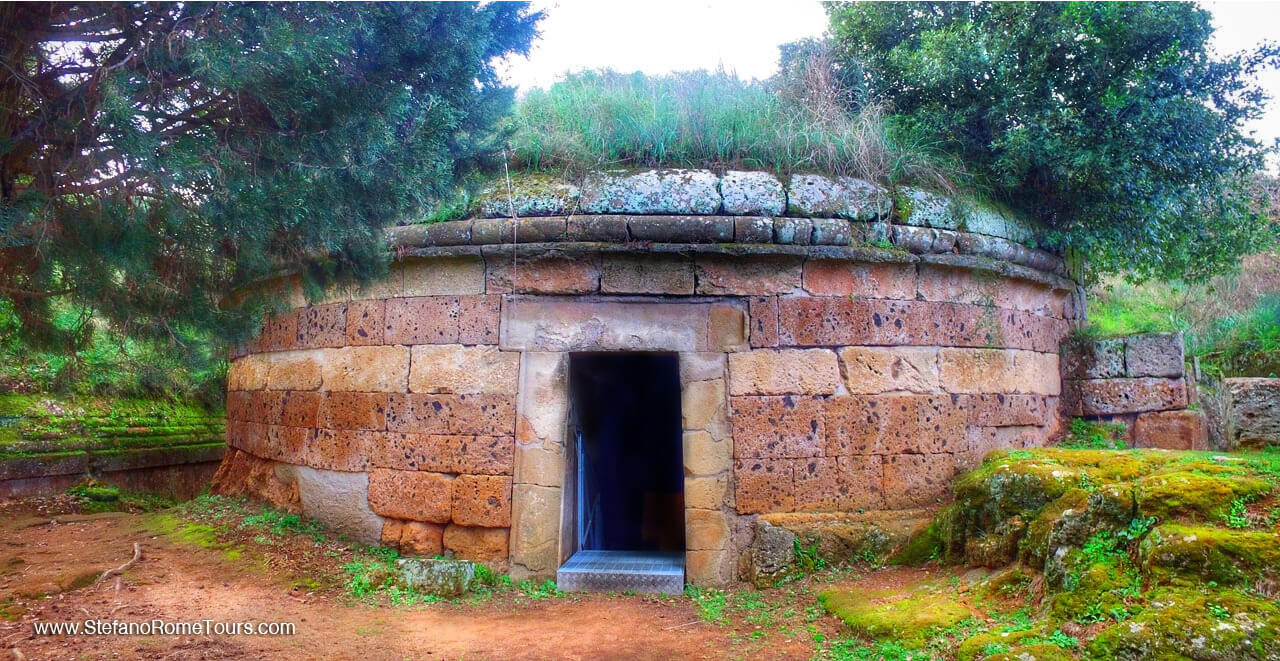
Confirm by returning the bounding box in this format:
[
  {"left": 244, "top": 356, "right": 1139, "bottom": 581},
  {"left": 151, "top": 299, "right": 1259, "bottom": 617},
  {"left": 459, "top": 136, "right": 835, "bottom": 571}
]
[{"left": 569, "top": 352, "right": 685, "bottom": 552}]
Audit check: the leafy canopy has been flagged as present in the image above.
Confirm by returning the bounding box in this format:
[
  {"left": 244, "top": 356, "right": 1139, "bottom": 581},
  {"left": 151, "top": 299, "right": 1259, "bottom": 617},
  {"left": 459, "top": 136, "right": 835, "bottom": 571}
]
[
  {"left": 0, "top": 2, "right": 539, "bottom": 353},
  {"left": 825, "top": 1, "right": 1280, "bottom": 281}
]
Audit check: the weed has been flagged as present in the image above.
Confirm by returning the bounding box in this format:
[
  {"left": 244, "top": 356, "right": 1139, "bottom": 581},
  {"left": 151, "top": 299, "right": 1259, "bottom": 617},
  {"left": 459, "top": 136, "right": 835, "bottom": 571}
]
[
  {"left": 518, "top": 579, "right": 564, "bottom": 600},
  {"left": 1223, "top": 498, "right": 1252, "bottom": 529},
  {"left": 1207, "top": 603, "right": 1231, "bottom": 619},
  {"left": 794, "top": 538, "right": 829, "bottom": 573},
  {"left": 1059, "top": 418, "right": 1128, "bottom": 450},
  {"left": 686, "top": 585, "right": 727, "bottom": 623}
]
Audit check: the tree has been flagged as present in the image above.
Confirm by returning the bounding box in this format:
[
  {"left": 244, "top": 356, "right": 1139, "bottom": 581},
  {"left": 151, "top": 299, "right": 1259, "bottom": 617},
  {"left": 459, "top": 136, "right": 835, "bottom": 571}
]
[
  {"left": 825, "top": 2, "right": 1279, "bottom": 282},
  {"left": 0, "top": 2, "right": 540, "bottom": 350}
]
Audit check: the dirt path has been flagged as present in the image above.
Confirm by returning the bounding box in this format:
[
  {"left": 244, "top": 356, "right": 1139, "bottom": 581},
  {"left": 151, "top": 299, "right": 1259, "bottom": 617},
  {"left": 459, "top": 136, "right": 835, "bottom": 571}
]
[{"left": 0, "top": 509, "right": 840, "bottom": 660}]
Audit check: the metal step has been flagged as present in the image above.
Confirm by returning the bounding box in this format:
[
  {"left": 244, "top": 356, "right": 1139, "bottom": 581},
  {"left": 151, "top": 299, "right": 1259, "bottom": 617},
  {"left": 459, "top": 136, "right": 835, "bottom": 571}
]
[{"left": 556, "top": 550, "right": 684, "bottom": 594}]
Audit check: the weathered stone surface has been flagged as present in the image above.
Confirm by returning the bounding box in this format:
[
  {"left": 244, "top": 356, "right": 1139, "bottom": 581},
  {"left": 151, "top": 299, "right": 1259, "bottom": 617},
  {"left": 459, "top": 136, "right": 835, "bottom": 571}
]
[
  {"left": 451, "top": 474, "right": 512, "bottom": 527},
  {"left": 303, "top": 428, "right": 371, "bottom": 471},
  {"left": 293, "top": 466, "right": 384, "bottom": 544},
  {"left": 254, "top": 310, "right": 299, "bottom": 353},
  {"left": 803, "top": 260, "right": 916, "bottom": 299},
  {"left": 319, "top": 392, "right": 388, "bottom": 431},
  {"left": 210, "top": 449, "right": 301, "bottom": 512},
  {"left": 916, "top": 265, "right": 1057, "bottom": 315},
  {"left": 1124, "top": 333, "right": 1185, "bottom": 378},
  {"left": 566, "top": 215, "right": 629, "bottom": 242},
  {"left": 682, "top": 380, "right": 726, "bottom": 430},
  {"left": 890, "top": 225, "right": 955, "bottom": 254},
  {"left": 384, "top": 296, "right": 460, "bottom": 345},
  {"left": 721, "top": 170, "right": 785, "bottom": 215},
  {"left": 509, "top": 483, "right": 560, "bottom": 575},
  {"left": 734, "top": 457, "right": 795, "bottom": 514},
  {"left": 472, "top": 217, "right": 568, "bottom": 244},
  {"left": 1134, "top": 410, "right": 1208, "bottom": 450},
  {"left": 443, "top": 524, "right": 509, "bottom": 564},
  {"left": 279, "top": 391, "right": 322, "bottom": 428},
  {"left": 953, "top": 394, "right": 1055, "bottom": 427},
  {"left": 367, "top": 469, "right": 453, "bottom": 523},
  {"left": 881, "top": 453, "right": 954, "bottom": 508},
  {"left": 685, "top": 509, "right": 730, "bottom": 550},
  {"left": 265, "top": 351, "right": 323, "bottom": 391},
  {"left": 476, "top": 173, "right": 580, "bottom": 218},
  {"left": 897, "top": 187, "right": 959, "bottom": 230},
  {"left": 811, "top": 219, "right": 853, "bottom": 246},
  {"left": 386, "top": 393, "right": 515, "bottom": 437},
  {"left": 684, "top": 430, "right": 732, "bottom": 476},
  {"left": 938, "top": 348, "right": 1061, "bottom": 396},
  {"left": 321, "top": 346, "right": 410, "bottom": 392},
  {"left": 708, "top": 305, "right": 748, "bottom": 352},
  {"left": 295, "top": 303, "right": 346, "bottom": 349},
  {"left": 228, "top": 356, "right": 270, "bottom": 391},
  {"left": 409, "top": 345, "right": 519, "bottom": 395},
  {"left": 748, "top": 520, "right": 796, "bottom": 587},
  {"left": 787, "top": 174, "right": 890, "bottom": 220},
  {"left": 627, "top": 215, "right": 733, "bottom": 243},
  {"left": 501, "top": 299, "right": 715, "bottom": 352},
  {"left": 1223, "top": 378, "right": 1280, "bottom": 448},
  {"left": 685, "top": 548, "right": 734, "bottom": 586},
  {"left": 458, "top": 294, "right": 501, "bottom": 346},
  {"left": 733, "top": 216, "right": 774, "bottom": 243},
  {"left": 728, "top": 349, "right": 841, "bottom": 396},
  {"left": 773, "top": 217, "right": 813, "bottom": 245},
  {"left": 791, "top": 455, "right": 884, "bottom": 512},
  {"left": 579, "top": 169, "right": 720, "bottom": 215},
  {"left": 747, "top": 296, "right": 779, "bottom": 348},
  {"left": 485, "top": 252, "right": 600, "bottom": 295},
  {"left": 381, "top": 519, "right": 405, "bottom": 549},
  {"left": 1075, "top": 377, "right": 1188, "bottom": 416},
  {"left": 839, "top": 346, "right": 940, "bottom": 394},
  {"left": 345, "top": 299, "right": 385, "bottom": 346},
  {"left": 368, "top": 433, "right": 513, "bottom": 475},
  {"left": 395, "top": 556, "right": 472, "bottom": 596},
  {"left": 398, "top": 256, "right": 486, "bottom": 297},
  {"left": 600, "top": 253, "right": 695, "bottom": 295},
  {"left": 399, "top": 522, "right": 446, "bottom": 557},
  {"left": 730, "top": 395, "right": 825, "bottom": 459},
  {"left": 684, "top": 475, "right": 729, "bottom": 509},
  {"left": 823, "top": 395, "right": 963, "bottom": 456},
  {"left": 514, "top": 352, "right": 568, "bottom": 449},
  {"left": 695, "top": 255, "right": 803, "bottom": 295}
]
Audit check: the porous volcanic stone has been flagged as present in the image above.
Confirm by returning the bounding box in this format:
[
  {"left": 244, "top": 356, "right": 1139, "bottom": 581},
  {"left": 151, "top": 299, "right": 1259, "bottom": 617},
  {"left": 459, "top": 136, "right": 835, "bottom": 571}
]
[
  {"left": 787, "top": 174, "right": 890, "bottom": 220},
  {"left": 1124, "top": 333, "right": 1185, "bottom": 378},
  {"left": 897, "top": 187, "right": 959, "bottom": 230},
  {"left": 1224, "top": 378, "right": 1280, "bottom": 449},
  {"left": 476, "top": 173, "right": 579, "bottom": 218},
  {"left": 292, "top": 466, "right": 384, "bottom": 544},
  {"left": 721, "top": 170, "right": 785, "bottom": 215},
  {"left": 396, "top": 557, "right": 475, "bottom": 597},
  {"left": 579, "top": 169, "right": 720, "bottom": 215}
]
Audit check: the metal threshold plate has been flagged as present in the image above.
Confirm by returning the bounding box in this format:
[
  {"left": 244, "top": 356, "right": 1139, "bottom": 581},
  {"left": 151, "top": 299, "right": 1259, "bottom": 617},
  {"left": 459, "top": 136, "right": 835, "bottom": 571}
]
[{"left": 556, "top": 550, "right": 685, "bottom": 594}]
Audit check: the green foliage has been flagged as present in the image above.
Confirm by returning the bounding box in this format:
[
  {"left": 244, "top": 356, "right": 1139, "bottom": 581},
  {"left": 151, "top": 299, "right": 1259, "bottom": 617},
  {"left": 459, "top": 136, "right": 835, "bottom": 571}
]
[
  {"left": 793, "top": 538, "right": 829, "bottom": 573},
  {"left": 1059, "top": 418, "right": 1128, "bottom": 450},
  {"left": 685, "top": 585, "right": 728, "bottom": 623},
  {"left": 0, "top": 3, "right": 540, "bottom": 357},
  {"left": 517, "top": 579, "right": 564, "bottom": 600},
  {"left": 1222, "top": 498, "right": 1252, "bottom": 529},
  {"left": 239, "top": 509, "right": 326, "bottom": 542},
  {"left": 825, "top": 2, "right": 1280, "bottom": 281},
  {"left": 505, "top": 67, "right": 958, "bottom": 189}
]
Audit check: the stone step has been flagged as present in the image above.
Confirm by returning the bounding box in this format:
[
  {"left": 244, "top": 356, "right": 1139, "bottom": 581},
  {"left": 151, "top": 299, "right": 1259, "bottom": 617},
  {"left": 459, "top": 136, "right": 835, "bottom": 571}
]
[{"left": 556, "top": 550, "right": 684, "bottom": 594}]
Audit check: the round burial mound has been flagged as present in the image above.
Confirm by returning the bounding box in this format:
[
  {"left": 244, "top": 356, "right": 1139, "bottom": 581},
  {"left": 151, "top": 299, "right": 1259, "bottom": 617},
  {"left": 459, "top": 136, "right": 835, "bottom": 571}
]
[{"left": 214, "top": 169, "right": 1082, "bottom": 585}]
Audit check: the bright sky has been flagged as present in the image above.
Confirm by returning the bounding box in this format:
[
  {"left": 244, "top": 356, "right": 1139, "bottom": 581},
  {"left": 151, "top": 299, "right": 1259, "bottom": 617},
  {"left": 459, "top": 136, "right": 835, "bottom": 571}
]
[{"left": 501, "top": 0, "right": 1280, "bottom": 162}]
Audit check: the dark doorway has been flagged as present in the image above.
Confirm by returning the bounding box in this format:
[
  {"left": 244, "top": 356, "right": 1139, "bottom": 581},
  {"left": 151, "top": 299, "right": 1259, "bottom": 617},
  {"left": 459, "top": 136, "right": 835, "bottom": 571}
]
[{"left": 568, "top": 352, "right": 685, "bottom": 552}]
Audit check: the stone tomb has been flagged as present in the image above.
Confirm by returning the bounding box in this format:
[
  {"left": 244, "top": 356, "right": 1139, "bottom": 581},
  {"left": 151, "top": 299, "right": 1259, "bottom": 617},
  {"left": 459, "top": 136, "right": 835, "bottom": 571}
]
[{"left": 214, "top": 170, "right": 1079, "bottom": 586}]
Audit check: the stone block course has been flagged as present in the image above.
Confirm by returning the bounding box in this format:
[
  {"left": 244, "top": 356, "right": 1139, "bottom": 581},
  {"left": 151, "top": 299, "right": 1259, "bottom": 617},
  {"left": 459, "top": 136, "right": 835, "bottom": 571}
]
[
  {"left": 295, "top": 303, "right": 347, "bottom": 349},
  {"left": 747, "top": 296, "right": 779, "bottom": 348},
  {"left": 938, "top": 348, "right": 1060, "bottom": 396},
  {"left": 304, "top": 428, "right": 371, "bottom": 471},
  {"left": 367, "top": 432, "right": 513, "bottom": 475},
  {"left": 385, "top": 296, "right": 460, "bottom": 345},
  {"left": 1124, "top": 333, "right": 1185, "bottom": 378},
  {"left": 733, "top": 457, "right": 795, "bottom": 514},
  {"left": 728, "top": 349, "right": 841, "bottom": 396},
  {"left": 791, "top": 455, "right": 884, "bottom": 512},
  {"left": 1061, "top": 337, "right": 1125, "bottom": 379},
  {"left": 399, "top": 521, "right": 446, "bottom": 556},
  {"left": 803, "top": 260, "right": 917, "bottom": 299},
  {"left": 321, "top": 345, "right": 410, "bottom": 393},
  {"left": 398, "top": 256, "right": 486, "bottom": 297},
  {"left": 409, "top": 345, "right": 519, "bottom": 395},
  {"left": 1134, "top": 410, "right": 1208, "bottom": 450},
  {"left": 386, "top": 393, "right": 515, "bottom": 437},
  {"left": 600, "top": 253, "right": 695, "bottom": 295},
  {"left": 839, "top": 346, "right": 940, "bottom": 394},
  {"left": 265, "top": 351, "right": 324, "bottom": 391},
  {"left": 721, "top": 170, "right": 785, "bottom": 215},
  {"left": 881, "top": 453, "right": 954, "bottom": 508},
  {"left": 695, "top": 255, "right": 804, "bottom": 296},
  {"left": 730, "top": 395, "right": 825, "bottom": 459},
  {"left": 443, "top": 525, "right": 510, "bottom": 564},
  {"left": 319, "top": 392, "right": 388, "bottom": 431},
  {"left": 345, "top": 299, "right": 385, "bottom": 346},
  {"left": 367, "top": 469, "right": 453, "bottom": 523},
  {"left": 1075, "top": 377, "right": 1188, "bottom": 416},
  {"left": 451, "top": 474, "right": 513, "bottom": 527},
  {"left": 485, "top": 252, "right": 600, "bottom": 295}
]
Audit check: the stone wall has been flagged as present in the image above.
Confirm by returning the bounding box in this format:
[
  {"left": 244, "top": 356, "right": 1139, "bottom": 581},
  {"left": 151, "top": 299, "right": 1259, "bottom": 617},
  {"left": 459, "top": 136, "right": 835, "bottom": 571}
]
[
  {"left": 1060, "top": 333, "right": 1207, "bottom": 449},
  {"left": 217, "top": 169, "right": 1080, "bottom": 585}
]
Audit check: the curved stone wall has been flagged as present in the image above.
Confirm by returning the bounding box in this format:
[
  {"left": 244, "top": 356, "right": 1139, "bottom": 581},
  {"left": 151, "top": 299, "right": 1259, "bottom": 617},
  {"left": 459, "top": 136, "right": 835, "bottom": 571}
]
[{"left": 217, "top": 171, "right": 1081, "bottom": 585}]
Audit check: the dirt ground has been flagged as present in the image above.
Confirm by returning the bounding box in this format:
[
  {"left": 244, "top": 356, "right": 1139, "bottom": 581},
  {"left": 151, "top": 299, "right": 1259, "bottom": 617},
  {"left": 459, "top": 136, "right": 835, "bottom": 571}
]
[{"left": 0, "top": 497, "right": 917, "bottom": 660}]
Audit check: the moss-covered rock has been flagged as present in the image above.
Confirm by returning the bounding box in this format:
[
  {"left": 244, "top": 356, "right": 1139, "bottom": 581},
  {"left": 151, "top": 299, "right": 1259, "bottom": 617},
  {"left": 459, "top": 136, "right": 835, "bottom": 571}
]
[
  {"left": 1139, "top": 523, "right": 1280, "bottom": 587},
  {"left": 1135, "top": 471, "right": 1272, "bottom": 521},
  {"left": 472, "top": 172, "right": 580, "bottom": 218},
  {"left": 1086, "top": 587, "right": 1280, "bottom": 660},
  {"left": 819, "top": 585, "right": 973, "bottom": 648}
]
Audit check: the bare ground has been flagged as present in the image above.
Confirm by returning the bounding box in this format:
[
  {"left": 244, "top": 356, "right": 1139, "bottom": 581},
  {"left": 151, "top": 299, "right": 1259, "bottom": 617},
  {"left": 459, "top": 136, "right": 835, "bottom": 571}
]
[{"left": 0, "top": 498, "right": 902, "bottom": 660}]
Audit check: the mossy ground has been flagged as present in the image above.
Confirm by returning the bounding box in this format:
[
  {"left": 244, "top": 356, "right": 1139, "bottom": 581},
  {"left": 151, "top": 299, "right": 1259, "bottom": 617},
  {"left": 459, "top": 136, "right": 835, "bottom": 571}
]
[{"left": 820, "top": 445, "right": 1280, "bottom": 659}]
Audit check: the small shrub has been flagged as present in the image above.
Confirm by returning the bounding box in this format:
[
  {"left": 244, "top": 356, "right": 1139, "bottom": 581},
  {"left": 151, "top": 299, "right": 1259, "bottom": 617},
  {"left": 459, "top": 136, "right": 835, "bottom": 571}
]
[{"left": 1059, "top": 418, "right": 1128, "bottom": 450}]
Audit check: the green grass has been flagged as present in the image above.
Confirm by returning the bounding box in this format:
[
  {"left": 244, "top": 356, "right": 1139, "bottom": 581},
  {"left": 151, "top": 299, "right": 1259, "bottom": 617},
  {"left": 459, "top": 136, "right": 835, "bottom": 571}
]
[{"left": 504, "top": 68, "right": 959, "bottom": 190}]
